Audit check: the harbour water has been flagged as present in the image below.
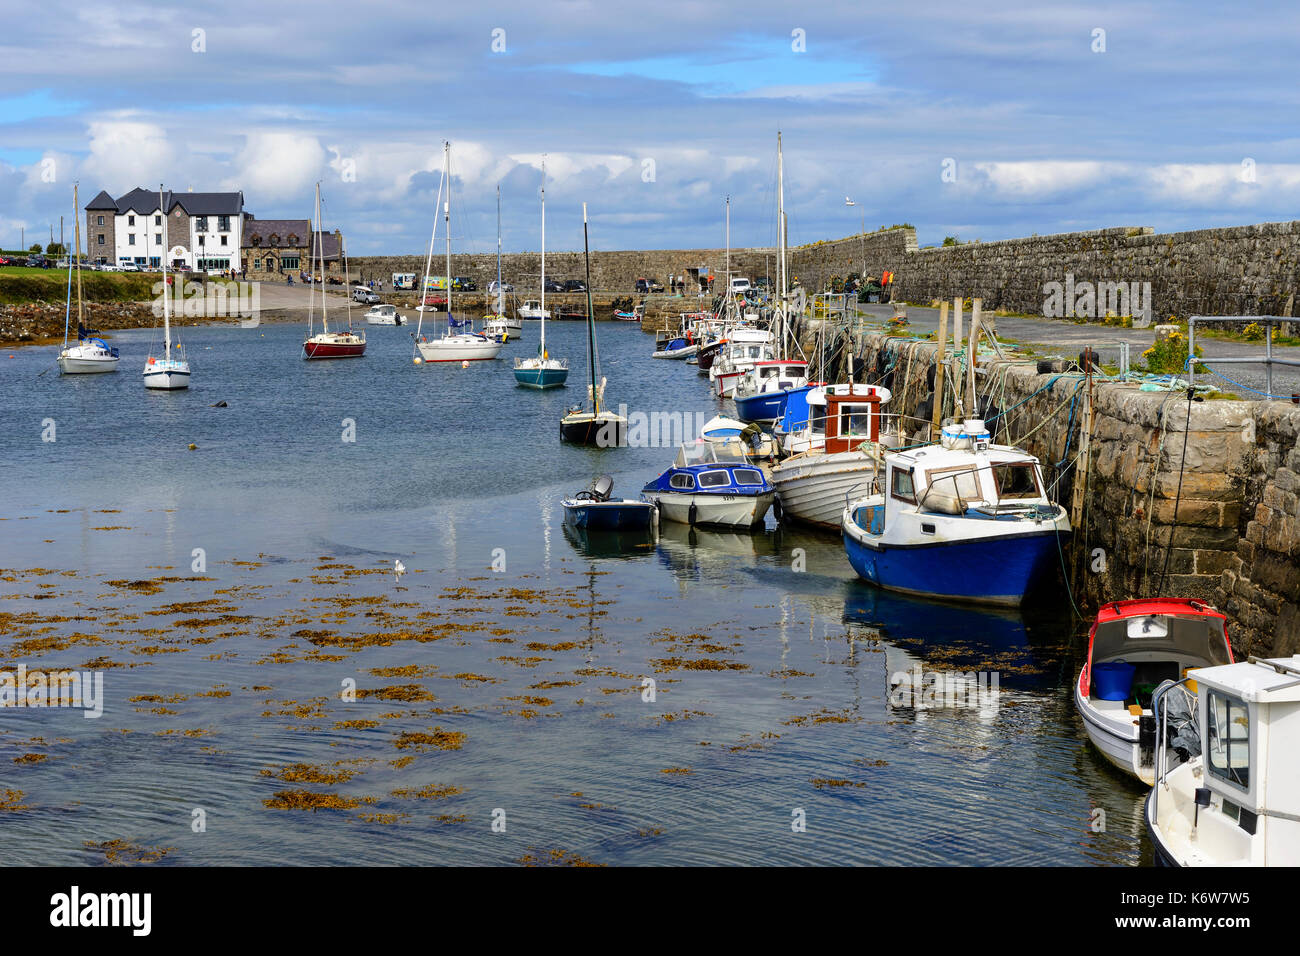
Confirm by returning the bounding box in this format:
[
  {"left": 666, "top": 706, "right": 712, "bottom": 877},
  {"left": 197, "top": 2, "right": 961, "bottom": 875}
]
[{"left": 0, "top": 318, "right": 1149, "bottom": 865}]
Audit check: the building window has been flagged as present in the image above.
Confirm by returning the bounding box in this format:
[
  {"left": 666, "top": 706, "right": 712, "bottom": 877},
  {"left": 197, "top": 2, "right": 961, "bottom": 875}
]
[
  {"left": 155, "top": 215, "right": 161, "bottom": 226},
  {"left": 196, "top": 216, "right": 208, "bottom": 232},
  {"left": 281, "top": 256, "right": 299, "bottom": 270},
  {"left": 97, "top": 235, "right": 104, "bottom": 245},
  {"left": 198, "top": 236, "right": 204, "bottom": 247},
  {"left": 128, "top": 215, "right": 135, "bottom": 226},
  {"left": 218, "top": 215, "right": 230, "bottom": 231},
  {"left": 96, "top": 215, "right": 104, "bottom": 226},
  {"left": 251, "top": 235, "right": 261, "bottom": 246},
  {"left": 269, "top": 234, "right": 279, "bottom": 245},
  {"left": 253, "top": 258, "right": 261, "bottom": 270},
  {"left": 288, "top": 234, "right": 298, "bottom": 246},
  {"left": 155, "top": 233, "right": 162, "bottom": 245},
  {"left": 128, "top": 234, "right": 136, "bottom": 245},
  {"left": 220, "top": 235, "right": 228, "bottom": 246}
]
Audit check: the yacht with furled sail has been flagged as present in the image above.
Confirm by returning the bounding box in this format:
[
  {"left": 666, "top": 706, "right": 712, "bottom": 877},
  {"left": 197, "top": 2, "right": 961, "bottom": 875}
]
[
  {"left": 515, "top": 159, "right": 567, "bottom": 388},
  {"left": 302, "top": 182, "right": 366, "bottom": 359},
  {"left": 414, "top": 143, "right": 503, "bottom": 364},
  {"left": 559, "top": 203, "right": 625, "bottom": 444},
  {"left": 57, "top": 184, "right": 120, "bottom": 375},
  {"left": 143, "top": 184, "right": 191, "bottom": 388}
]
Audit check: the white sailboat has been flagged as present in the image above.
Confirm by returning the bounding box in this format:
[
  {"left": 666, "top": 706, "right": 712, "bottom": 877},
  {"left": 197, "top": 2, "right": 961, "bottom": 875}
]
[
  {"left": 57, "top": 183, "right": 120, "bottom": 375},
  {"left": 143, "top": 183, "right": 191, "bottom": 389},
  {"left": 485, "top": 185, "right": 520, "bottom": 333},
  {"left": 414, "top": 142, "right": 503, "bottom": 364},
  {"left": 514, "top": 158, "right": 568, "bottom": 388}
]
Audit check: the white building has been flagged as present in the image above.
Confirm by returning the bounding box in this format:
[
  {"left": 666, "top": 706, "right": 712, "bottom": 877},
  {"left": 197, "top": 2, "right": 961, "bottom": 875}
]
[{"left": 84, "top": 187, "right": 245, "bottom": 272}]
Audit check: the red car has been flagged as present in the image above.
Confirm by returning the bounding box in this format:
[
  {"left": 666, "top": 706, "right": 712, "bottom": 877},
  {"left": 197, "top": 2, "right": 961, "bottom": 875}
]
[{"left": 422, "top": 292, "right": 448, "bottom": 308}]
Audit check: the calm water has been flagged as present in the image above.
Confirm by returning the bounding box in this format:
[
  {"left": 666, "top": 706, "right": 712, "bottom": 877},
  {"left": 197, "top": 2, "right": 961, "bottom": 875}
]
[{"left": 0, "top": 318, "right": 1150, "bottom": 865}]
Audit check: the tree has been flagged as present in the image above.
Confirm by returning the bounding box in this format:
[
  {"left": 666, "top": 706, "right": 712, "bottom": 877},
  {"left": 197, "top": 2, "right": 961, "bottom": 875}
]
[
  {"left": 46, "top": 242, "right": 66, "bottom": 256},
  {"left": 29, "top": 243, "right": 42, "bottom": 254},
  {"left": 942, "top": 236, "right": 960, "bottom": 246}
]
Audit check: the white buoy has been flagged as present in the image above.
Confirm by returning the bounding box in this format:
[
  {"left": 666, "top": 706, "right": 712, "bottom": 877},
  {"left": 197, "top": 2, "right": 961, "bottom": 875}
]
[{"left": 461, "top": 360, "right": 469, "bottom": 368}]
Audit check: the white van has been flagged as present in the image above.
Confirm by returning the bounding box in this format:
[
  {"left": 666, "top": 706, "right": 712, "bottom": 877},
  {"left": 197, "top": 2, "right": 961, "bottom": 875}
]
[{"left": 730, "top": 277, "right": 751, "bottom": 293}]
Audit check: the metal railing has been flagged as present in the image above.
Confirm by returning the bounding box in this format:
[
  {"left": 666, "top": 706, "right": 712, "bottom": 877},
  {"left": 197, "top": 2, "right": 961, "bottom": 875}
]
[{"left": 1188, "top": 315, "right": 1300, "bottom": 396}]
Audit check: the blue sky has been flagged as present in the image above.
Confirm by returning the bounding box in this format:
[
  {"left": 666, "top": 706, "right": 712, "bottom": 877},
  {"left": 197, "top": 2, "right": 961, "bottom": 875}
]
[{"left": 2, "top": 0, "right": 1299, "bottom": 255}]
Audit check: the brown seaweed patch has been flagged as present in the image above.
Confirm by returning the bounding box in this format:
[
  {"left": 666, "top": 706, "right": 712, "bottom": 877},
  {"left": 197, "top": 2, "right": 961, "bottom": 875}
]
[
  {"left": 649, "top": 656, "right": 748, "bottom": 672},
  {"left": 260, "top": 763, "right": 359, "bottom": 785},
  {"left": 263, "top": 790, "right": 363, "bottom": 811},
  {"left": 393, "top": 729, "right": 466, "bottom": 752},
  {"left": 12, "top": 753, "right": 46, "bottom": 765},
  {"left": 391, "top": 783, "right": 462, "bottom": 800},
  {"left": 84, "top": 839, "right": 175, "bottom": 864},
  {"left": 368, "top": 665, "right": 437, "bottom": 679},
  {"left": 811, "top": 778, "right": 868, "bottom": 790},
  {"left": 334, "top": 719, "right": 380, "bottom": 730},
  {"left": 0, "top": 788, "right": 29, "bottom": 810},
  {"left": 516, "top": 848, "right": 605, "bottom": 868},
  {"left": 357, "top": 684, "right": 436, "bottom": 703}
]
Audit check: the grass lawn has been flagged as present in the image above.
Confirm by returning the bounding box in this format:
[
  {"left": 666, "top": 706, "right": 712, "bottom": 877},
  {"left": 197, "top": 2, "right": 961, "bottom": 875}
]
[{"left": 0, "top": 267, "right": 158, "bottom": 304}]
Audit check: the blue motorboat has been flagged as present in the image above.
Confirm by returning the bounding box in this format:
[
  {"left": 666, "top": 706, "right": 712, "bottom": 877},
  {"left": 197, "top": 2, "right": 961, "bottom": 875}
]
[
  {"left": 641, "top": 443, "right": 776, "bottom": 529},
  {"left": 841, "top": 419, "right": 1071, "bottom": 606},
  {"left": 563, "top": 475, "right": 658, "bottom": 532},
  {"left": 732, "top": 360, "right": 811, "bottom": 423}
]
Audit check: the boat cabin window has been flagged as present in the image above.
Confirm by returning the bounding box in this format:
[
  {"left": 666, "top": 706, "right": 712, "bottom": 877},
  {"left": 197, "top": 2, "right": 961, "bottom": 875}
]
[
  {"left": 669, "top": 473, "right": 695, "bottom": 490},
  {"left": 810, "top": 405, "right": 827, "bottom": 437},
  {"left": 891, "top": 467, "right": 917, "bottom": 504},
  {"left": 732, "top": 468, "right": 764, "bottom": 486},
  {"left": 991, "top": 462, "right": 1041, "bottom": 500},
  {"left": 698, "top": 470, "right": 730, "bottom": 488},
  {"left": 840, "top": 405, "right": 875, "bottom": 437},
  {"left": 1206, "top": 691, "right": 1250, "bottom": 790},
  {"left": 760, "top": 366, "right": 778, "bottom": 378},
  {"left": 748, "top": 346, "right": 761, "bottom": 359},
  {"left": 925, "top": 466, "right": 983, "bottom": 501}
]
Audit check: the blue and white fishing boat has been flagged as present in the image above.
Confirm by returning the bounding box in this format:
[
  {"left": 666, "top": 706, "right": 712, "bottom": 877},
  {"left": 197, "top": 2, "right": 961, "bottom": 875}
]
[
  {"left": 841, "top": 419, "right": 1071, "bottom": 605},
  {"left": 641, "top": 442, "right": 776, "bottom": 529},
  {"left": 562, "top": 475, "right": 659, "bottom": 533},
  {"left": 733, "top": 359, "right": 811, "bottom": 423}
]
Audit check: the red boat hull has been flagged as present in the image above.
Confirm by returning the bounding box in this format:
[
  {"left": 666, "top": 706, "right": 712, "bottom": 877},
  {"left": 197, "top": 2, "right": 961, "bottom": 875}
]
[{"left": 303, "top": 340, "right": 366, "bottom": 359}]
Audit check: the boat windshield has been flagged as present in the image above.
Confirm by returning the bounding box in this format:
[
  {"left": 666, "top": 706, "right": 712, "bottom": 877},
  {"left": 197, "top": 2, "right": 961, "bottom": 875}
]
[{"left": 674, "top": 441, "right": 749, "bottom": 467}]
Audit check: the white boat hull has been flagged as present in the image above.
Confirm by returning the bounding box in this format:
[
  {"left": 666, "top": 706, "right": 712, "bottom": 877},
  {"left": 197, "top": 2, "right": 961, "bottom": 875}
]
[
  {"left": 58, "top": 351, "right": 120, "bottom": 375},
  {"left": 416, "top": 336, "right": 504, "bottom": 362},
  {"left": 642, "top": 490, "right": 774, "bottom": 529},
  {"left": 142, "top": 361, "right": 191, "bottom": 390},
  {"left": 771, "top": 452, "right": 881, "bottom": 529}
]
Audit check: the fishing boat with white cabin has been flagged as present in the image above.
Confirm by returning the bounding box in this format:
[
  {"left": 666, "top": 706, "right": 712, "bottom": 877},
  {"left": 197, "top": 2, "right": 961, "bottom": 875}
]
[
  {"left": 841, "top": 419, "right": 1070, "bottom": 605},
  {"left": 364, "top": 304, "right": 403, "bottom": 326},
  {"left": 1145, "top": 654, "right": 1300, "bottom": 866},
  {"left": 641, "top": 442, "right": 776, "bottom": 530}
]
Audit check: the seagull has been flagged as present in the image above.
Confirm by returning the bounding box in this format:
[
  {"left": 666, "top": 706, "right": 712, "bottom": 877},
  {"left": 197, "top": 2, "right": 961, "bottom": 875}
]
[
  {"left": 844, "top": 197, "right": 856, "bottom": 206},
  {"left": 394, "top": 559, "right": 406, "bottom": 583}
]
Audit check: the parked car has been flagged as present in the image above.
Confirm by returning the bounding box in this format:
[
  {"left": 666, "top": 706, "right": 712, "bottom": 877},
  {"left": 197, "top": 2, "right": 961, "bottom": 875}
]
[
  {"left": 452, "top": 276, "right": 477, "bottom": 291},
  {"left": 352, "top": 287, "right": 380, "bottom": 305},
  {"left": 543, "top": 279, "right": 564, "bottom": 293},
  {"left": 562, "top": 279, "right": 586, "bottom": 293},
  {"left": 26, "top": 255, "right": 51, "bottom": 269},
  {"left": 487, "top": 279, "right": 513, "bottom": 294},
  {"left": 422, "top": 292, "right": 448, "bottom": 308},
  {"left": 754, "top": 276, "right": 772, "bottom": 291}
]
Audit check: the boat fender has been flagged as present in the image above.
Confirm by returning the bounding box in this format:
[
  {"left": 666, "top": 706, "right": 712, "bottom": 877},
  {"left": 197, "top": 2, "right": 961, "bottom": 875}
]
[
  {"left": 773, "top": 498, "right": 783, "bottom": 522},
  {"left": 688, "top": 502, "right": 697, "bottom": 526}
]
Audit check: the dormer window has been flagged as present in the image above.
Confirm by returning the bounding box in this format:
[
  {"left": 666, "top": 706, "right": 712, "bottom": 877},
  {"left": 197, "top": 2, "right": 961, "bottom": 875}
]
[
  {"left": 269, "top": 234, "right": 279, "bottom": 245},
  {"left": 288, "top": 235, "right": 298, "bottom": 247},
  {"left": 251, "top": 235, "right": 261, "bottom": 246}
]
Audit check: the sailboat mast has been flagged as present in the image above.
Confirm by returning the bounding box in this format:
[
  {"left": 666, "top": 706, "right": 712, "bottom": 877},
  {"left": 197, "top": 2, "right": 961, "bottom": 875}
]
[
  {"left": 73, "top": 183, "right": 84, "bottom": 335},
  {"left": 416, "top": 158, "right": 445, "bottom": 343},
  {"left": 444, "top": 142, "right": 452, "bottom": 323},
  {"left": 725, "top": 196, "right": 730, "bottom": 317},
  {"left": 496, "top": 184, "right": 502, "bottom": 312},
  {"left": 63, "top": 186, "right": 76, "bottom": 348},
  {"left": 776, "top": 131, "right": 786, "bottom": 356},
  {"left": 160, "top": 184, "right": 170, "bottom": 355},
  {"left": 317, "top": 183, "right": 328, "bottom": 334},
  {"left": 583, "top": 202, "right": 596, "bottom": 414},
  {"left": 540, "top": 159, "right": 547, "bottom": 357}
]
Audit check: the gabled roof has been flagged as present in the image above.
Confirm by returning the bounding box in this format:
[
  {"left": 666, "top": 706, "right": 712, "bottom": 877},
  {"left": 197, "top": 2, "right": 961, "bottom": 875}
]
[
  {"left": 100, "top": 187, "right": 245, "bottom": 217},
  {"left": 85, "top": 190, "right": 117, "bottom": 211},
  {"left": 243, "top": 218, "right": 342, "bottom": 259}
]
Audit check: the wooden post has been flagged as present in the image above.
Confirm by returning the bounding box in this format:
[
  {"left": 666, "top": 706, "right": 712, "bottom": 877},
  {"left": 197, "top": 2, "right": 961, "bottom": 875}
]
[
  {"left": 967, "top": 298, "right": 981, "bottom": 419},
  {"left": 1070, "top": 364, "right": 1094, "bottom": 531},
  {"left": 952, "top": 296, "right": 963, "bottom": 418},
  {"left": 932, "top": 300, "right": 949, "bottom": 440}
]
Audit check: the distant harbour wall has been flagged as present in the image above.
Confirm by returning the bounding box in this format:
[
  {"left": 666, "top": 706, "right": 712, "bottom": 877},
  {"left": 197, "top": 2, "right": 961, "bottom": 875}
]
[{"left": 845, "top": 332, "right": 1300, "bottom": 656}]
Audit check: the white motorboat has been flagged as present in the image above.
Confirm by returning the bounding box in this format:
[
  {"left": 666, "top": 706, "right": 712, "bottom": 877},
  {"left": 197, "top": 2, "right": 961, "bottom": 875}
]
[
  {"left": 841, "top": 419, "right": 1071, "bottom": 605},
  {"left": 57, "top": 185, "right": 120, "bottom": 375},
  {"left": 518, "top": 299, "right": 550, "bottom": 321},
  {"left": 1075, "top": 599, "right": 1233, "bottom": 786},
  {"left": 770, "top": 384, "right": 893, "bottom": 529},
  {"left": 1146, "top": 655, "right": 1300, "bottom": 866},
  {"left": 143, "top": 183, "right": 191, "bottom": 388},
  {"left": 709, "top": 334, "right": 776, "bottom": 397},
  {"left": 364, "top": 304, "right": 403, "bottom": 326},
  {"left": 412, "top": 144, "right": 503, "bottom": 365}
]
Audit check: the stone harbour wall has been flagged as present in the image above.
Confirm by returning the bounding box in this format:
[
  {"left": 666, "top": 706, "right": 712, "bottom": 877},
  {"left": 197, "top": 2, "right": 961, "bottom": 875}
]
[{"left": 852, "top": 332, "right": 1292, "bottom": 656}]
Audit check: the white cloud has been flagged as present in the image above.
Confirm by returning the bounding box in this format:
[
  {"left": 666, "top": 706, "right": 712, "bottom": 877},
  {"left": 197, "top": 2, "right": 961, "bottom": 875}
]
[
  {"left": 225, "top": 131, "right": 326, "bottom": 202},
  {"left": 83, "top": 119, "right": 177, "bottom": 193}
]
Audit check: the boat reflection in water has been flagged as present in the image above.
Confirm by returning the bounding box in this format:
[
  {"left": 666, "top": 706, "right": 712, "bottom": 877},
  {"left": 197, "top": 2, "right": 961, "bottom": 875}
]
[
  {"left": 841, "top": 582, "right": 1068, "bottom": 696},
  {"left": 561, "top": 521, "right": 656, "bottom": 559},
  {"left": 653, "top": 517, "right": 781, "bottom": 585}
]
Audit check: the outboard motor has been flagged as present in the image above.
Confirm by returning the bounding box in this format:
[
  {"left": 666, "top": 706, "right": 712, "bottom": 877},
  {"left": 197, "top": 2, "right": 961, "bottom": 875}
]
[{"left": 590, "top": 475, "right": 614, "bottom": 502}]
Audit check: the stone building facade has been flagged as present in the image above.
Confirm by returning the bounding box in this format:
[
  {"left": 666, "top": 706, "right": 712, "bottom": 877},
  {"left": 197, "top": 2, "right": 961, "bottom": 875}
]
[{"left": 241, "top": 218, "right": 343, "bottom": 280}]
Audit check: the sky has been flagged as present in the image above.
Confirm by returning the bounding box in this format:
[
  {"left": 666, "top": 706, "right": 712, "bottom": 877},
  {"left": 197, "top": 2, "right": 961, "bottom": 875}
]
[{"left": 2, "top": 0, "right": 1299, "bottom": 255}]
